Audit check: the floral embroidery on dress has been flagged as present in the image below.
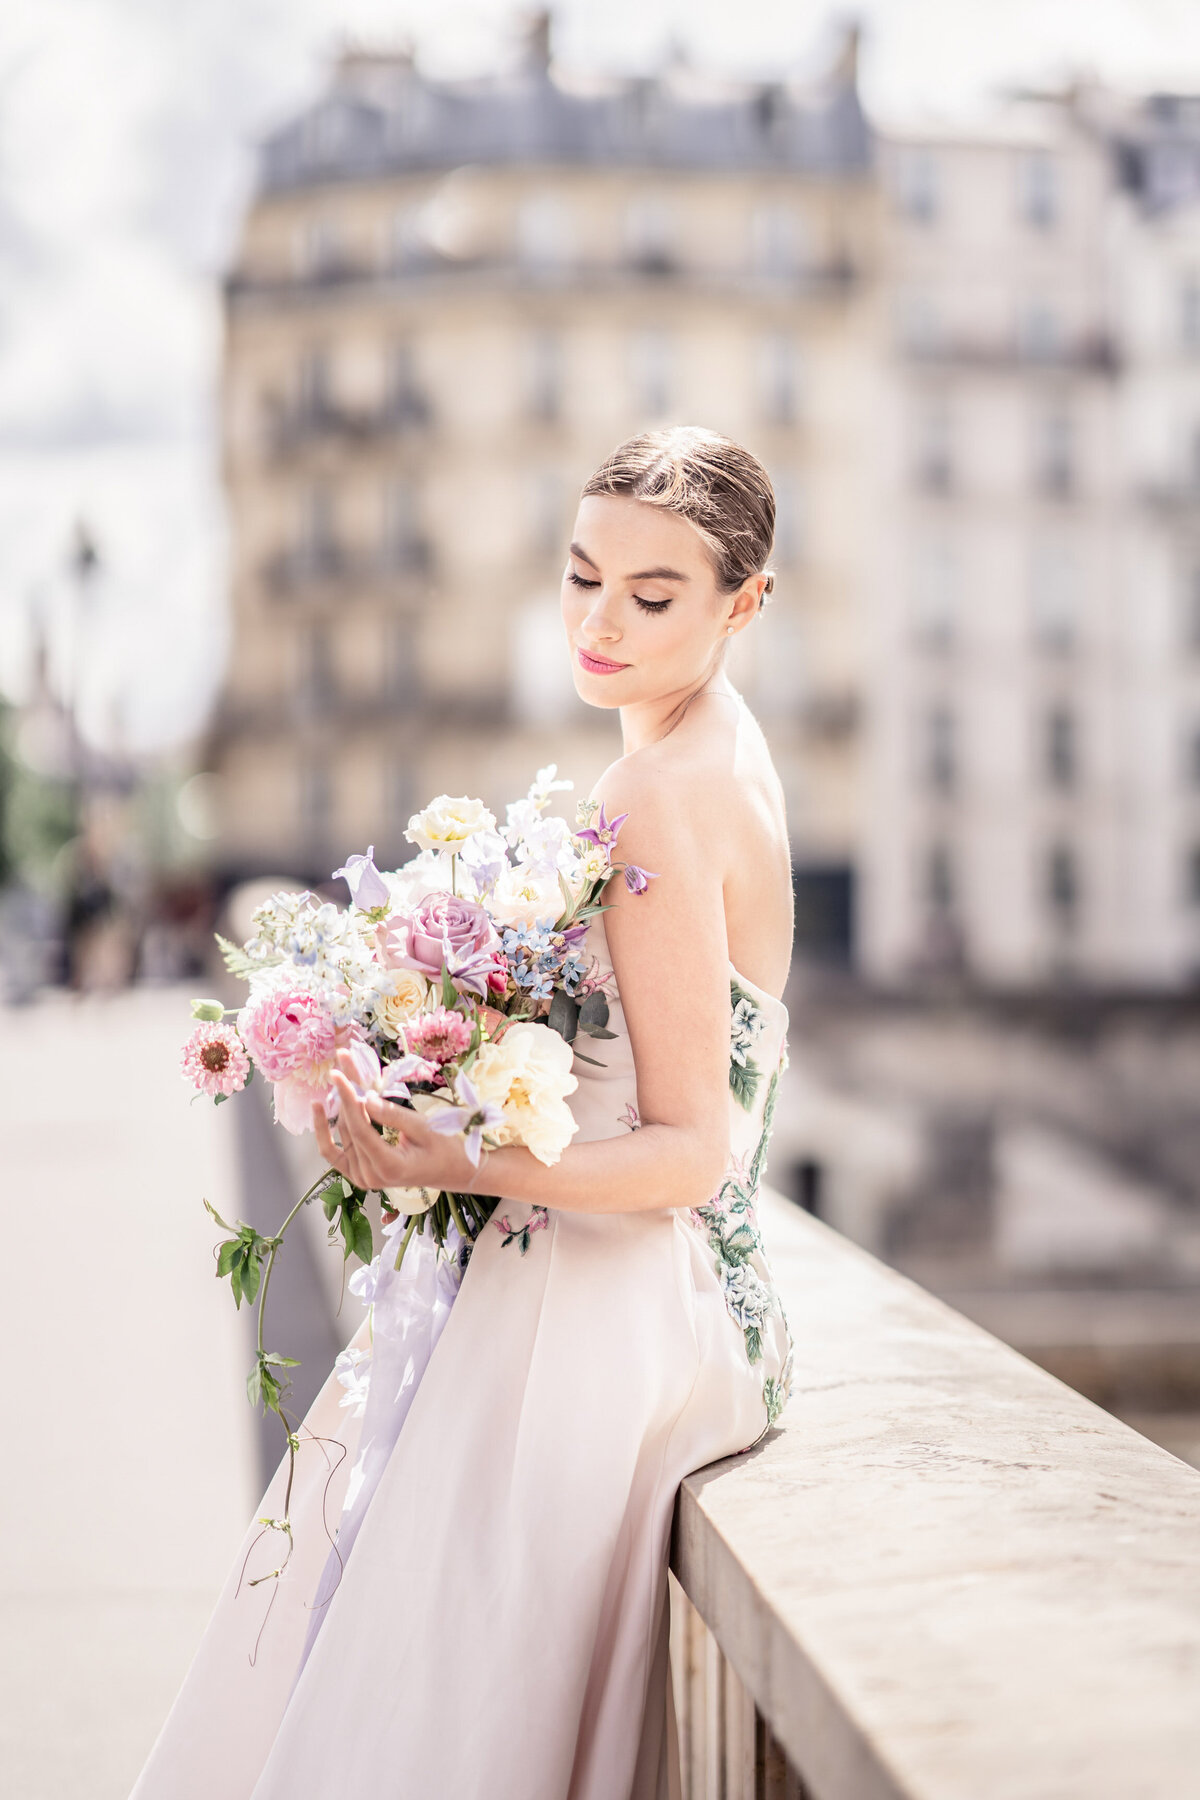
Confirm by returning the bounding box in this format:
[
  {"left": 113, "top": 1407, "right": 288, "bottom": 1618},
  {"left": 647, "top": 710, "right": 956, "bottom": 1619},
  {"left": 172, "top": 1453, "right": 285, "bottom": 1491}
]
[
  {"left": 493, "top": 1207, "right": 550, "bottom": 1254},
  {"left": 618, "top": 1101, "right": 641, "bottom": 1131},
  {"left": 692, "top": 1048, "right": 792, "bottom": 1422},
  {"left": 728, "top": 980, "right": 767, "bottom": 1112}
]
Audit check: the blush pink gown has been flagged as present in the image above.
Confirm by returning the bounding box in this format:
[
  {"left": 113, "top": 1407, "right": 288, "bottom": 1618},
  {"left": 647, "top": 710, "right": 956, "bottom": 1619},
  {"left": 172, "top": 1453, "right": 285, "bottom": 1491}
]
[{"left": 132, "top": 910, "right": 792, "bottom": 1800}]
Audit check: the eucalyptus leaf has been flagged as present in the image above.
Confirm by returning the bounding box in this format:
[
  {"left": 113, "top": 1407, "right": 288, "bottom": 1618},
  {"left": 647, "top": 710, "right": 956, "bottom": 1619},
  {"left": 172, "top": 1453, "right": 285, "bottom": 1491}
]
[
  {"left": 547, "top": 988, "right": 578, "bottom": 1042},
  {"left": 578, "top": 990, "right": 609, "bottom": 1029}
]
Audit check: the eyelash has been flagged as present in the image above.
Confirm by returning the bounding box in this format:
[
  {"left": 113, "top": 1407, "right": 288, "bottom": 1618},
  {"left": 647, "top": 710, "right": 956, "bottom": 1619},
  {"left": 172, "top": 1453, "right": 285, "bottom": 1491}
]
[{"left": 567, "top": 570, "right": 672, "bottom": 615}]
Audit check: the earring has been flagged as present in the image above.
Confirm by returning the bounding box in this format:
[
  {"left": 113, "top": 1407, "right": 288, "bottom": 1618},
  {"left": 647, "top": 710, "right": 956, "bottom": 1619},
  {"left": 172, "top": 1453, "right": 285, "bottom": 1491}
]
[{"left": 726, "top": 626, "right": 733, "bottom": 635}]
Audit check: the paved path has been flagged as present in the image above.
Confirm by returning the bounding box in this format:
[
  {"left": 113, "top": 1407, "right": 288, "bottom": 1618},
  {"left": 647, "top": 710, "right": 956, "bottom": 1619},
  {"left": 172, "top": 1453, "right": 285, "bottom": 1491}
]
[{"left": 0, "top": 989, "right": 258, "bottom": 1800}]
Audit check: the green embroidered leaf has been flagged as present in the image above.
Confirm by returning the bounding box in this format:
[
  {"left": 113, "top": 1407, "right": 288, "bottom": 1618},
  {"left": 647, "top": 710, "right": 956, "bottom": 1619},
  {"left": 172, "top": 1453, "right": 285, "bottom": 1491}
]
[
  {"left": 728, "top": 1056, "right": 762, "bottom": 1112},
  {"left": 748, "top": 1067, "right": 781, "bottom": 1189},
  {"left": 744, "top": 1325, "right": 763, "bottom": 1366}
]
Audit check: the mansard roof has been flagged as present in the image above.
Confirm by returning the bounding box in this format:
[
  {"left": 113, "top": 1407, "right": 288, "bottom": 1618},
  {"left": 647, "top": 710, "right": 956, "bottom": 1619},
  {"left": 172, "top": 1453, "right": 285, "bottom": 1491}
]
[{"left": 258, "top": 51, "right": 871, "bottom": 193}]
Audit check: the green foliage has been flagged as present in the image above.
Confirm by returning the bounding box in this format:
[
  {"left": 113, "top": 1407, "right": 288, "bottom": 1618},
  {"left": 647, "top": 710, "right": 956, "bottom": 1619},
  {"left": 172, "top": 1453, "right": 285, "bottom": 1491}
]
[
  {"left": 205, "top": 1200, "right": 275, "bottom": 1309},
  {"left": 321, "top": 1175, "right": 374, "bottom": 1263},
  {"left": 728, "top": 1056, "right": 761, "bottom": 1112},
  {"left": 214, "top": 932, "right": 272, "bottom": 981},
  {"left": 247, "top": 1350, "right": 300, "bottom": 1414}
]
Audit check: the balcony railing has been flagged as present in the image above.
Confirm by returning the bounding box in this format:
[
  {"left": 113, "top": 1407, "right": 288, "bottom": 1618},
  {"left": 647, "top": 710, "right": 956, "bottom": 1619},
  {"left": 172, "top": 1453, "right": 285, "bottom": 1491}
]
[
  {"left": 266, "top": 393, "right": 432, "bottom": 458},
  {"left": 668, "top": 1188, "right": 1200, "bottom": 1800},
  {"left": 262, "top": 537, "right": 434, "bottom": 595}
]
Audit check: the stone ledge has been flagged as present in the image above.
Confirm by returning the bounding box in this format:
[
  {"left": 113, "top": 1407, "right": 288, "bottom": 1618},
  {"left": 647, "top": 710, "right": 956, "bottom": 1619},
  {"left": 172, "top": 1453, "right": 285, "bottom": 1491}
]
[{"left": 672, "top": 1190, "right": 1200, "bottom": 1800}]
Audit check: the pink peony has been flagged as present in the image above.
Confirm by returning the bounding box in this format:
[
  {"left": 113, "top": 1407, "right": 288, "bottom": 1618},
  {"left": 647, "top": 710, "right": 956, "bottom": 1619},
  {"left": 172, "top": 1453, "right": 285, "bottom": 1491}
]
[
  {"left": 376, "top": 892, "right": 499, "bottom": 982},
  {"left": 181, "top": 1022, "right": 250, "bottom": 1098},
  {"left": 238, "top": 987, "right": 358, "bottom": 1134},
  {"left": 404, "top": 1006, "right": 472, "bottom": 1065}
]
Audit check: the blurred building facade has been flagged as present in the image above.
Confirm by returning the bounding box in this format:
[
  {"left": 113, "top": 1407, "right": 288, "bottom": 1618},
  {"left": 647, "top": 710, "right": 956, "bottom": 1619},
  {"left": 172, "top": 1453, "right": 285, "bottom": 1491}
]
[
  {"left": 215, "top": 19, "right": 875, "bottom": 962},
  {"left": 213, "top": 17, "right": 1200, "bottom": 989}
]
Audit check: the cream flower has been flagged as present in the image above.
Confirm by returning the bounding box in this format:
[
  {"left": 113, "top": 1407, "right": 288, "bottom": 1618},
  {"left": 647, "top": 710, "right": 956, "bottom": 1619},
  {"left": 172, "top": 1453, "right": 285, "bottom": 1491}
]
[
  {"left": 468, "top": 1022, "right": 579, "bottom": 1166},
  {"left": 382, "top": 1184, "right": 441, "bottom": 1216},
  {"left": 374, "top": 967, "right": 430, "bottom": 1040},
  {"left": 405, "top": 795, "right": 497, "bottom": 856},
  {"left": 571, "top": 842, "right": 610, "bottom": 890},
  {"left": 488, "top": 863, "right": 565, "bottom": 931}
]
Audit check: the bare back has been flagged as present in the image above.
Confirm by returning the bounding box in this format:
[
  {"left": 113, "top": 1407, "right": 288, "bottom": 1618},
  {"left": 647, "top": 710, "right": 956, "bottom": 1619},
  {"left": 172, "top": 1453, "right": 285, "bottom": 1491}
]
[{"left": 598, "top": 689, "right": 794, "bottom": 1000}]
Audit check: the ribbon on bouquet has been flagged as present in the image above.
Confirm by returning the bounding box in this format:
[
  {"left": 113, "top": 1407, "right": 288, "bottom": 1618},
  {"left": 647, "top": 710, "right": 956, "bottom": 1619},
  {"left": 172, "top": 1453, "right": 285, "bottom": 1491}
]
[{"left": 292, "top": 1223, "right": 466, "bottom": 1681}]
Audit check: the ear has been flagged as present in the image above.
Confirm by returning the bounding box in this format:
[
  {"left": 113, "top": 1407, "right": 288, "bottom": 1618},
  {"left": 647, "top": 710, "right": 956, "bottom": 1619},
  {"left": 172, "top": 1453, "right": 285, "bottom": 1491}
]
[{"left": 725, "top": 573, "right": 768, "bottom": 634}]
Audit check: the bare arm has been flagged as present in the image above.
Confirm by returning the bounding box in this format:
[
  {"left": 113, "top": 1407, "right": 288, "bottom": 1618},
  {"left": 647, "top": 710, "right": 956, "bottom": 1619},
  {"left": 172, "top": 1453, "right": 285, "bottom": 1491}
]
[{"left": 318, "top": 758, "right": 734, "bottom": 1215}]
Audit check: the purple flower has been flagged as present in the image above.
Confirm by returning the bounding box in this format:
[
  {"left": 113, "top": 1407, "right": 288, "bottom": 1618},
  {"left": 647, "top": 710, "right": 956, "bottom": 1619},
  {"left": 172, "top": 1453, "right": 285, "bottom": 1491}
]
[
  {"left": 425, "top": 1071, "right": 505, "bottom": 1168},
  {"left": 575, "top": 801, "right": 629, "bottom": 863},
  {"left": 339, "top": 1040, "right": 437, "bottom": 1104},
  {"left": 332, "top": 847, "right": 390, "bottom": 911},
  {"left": 377, "top": 892, "right": 500, "bottom": 982},
  {"left": 623, "top": 863, "right": 659, "bottom": 895}
]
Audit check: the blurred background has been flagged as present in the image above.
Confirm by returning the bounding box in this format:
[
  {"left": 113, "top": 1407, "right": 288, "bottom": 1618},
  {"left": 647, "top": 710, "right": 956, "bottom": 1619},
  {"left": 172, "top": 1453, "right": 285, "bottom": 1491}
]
[{"left": 4, "top": 2, "right": 1200, "bottom": 1793}]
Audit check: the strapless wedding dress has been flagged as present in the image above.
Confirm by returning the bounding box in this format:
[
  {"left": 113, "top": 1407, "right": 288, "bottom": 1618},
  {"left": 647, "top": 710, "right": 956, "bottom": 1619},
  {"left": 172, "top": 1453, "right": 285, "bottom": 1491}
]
[{"left": 132, "top": 910, "right": 792, "bottom": 1800}]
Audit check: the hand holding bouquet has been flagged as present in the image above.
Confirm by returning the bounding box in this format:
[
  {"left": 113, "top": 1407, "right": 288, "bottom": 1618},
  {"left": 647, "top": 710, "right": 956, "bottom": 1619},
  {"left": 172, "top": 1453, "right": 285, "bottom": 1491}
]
[{"left": 181, "top": 767, "right": 654, "bottom": 1423}]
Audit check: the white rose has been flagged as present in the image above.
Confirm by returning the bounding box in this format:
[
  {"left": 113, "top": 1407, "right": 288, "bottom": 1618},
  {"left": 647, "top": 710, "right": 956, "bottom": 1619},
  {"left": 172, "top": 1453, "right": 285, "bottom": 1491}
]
[
  {"left": 374, "top": 967, "right": 430, "bottom": 1039},
  {"left": 488, "top": 864, "right": 565, "bottom": 931},
  {"left": 468, "top": 1021, "right": 579, "bottom": 1166},
  {"left": 384, "top": 851, "right": 454, "bottom": 910},
  {"left": 571, "top": 842, "right": 609, "bottom": 891},
  {"left": 382, "top": 1183, "right": 440, "bottom": 1215},
  {"left": 406, "top": 795, "right": 497, "bottom": 855}
]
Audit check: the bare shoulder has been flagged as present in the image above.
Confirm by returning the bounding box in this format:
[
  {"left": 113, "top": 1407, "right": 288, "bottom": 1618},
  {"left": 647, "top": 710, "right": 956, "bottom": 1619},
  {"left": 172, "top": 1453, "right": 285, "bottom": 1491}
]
[{"left": 595, "top": 698, "right": 743, "bottom": 845}]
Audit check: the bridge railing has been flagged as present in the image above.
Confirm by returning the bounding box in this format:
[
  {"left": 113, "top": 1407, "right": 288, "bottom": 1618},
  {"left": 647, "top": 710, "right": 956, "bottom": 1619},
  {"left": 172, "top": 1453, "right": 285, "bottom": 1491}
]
[{"left": 668, "top": 1191, "right": 1200, "bottom": 1800}]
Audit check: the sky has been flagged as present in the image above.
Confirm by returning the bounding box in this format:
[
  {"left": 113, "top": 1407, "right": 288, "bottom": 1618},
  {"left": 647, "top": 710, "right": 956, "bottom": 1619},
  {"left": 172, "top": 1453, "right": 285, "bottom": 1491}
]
[{"left": 3, "top": 0, "right": 1200, "bottom": 755}]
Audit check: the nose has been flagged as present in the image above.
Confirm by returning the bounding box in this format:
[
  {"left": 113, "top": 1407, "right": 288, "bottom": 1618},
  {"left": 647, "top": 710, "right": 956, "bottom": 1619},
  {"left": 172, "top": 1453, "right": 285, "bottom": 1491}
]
[{"left": 579, "top": 589, "right": 623, "bottom": 647}]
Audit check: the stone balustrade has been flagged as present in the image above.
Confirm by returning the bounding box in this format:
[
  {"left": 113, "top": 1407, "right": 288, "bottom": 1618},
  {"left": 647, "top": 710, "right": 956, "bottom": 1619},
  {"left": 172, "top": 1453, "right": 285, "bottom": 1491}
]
[{"left": 668, "top": 1190, "right": 1200, "bottom": 1800}]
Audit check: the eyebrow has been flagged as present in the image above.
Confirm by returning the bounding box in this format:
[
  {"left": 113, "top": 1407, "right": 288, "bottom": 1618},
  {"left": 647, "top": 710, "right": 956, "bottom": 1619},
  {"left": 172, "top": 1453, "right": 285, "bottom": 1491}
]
[{"left": 568, "top": 542, "right": 690, "bottom": 583}]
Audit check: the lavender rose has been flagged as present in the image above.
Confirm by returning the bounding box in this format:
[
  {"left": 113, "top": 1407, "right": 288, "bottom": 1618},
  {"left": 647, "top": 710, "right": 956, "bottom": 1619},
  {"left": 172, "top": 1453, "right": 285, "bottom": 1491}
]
[{"left": 376, "top": 891, "right": 500, "bottom": 982}]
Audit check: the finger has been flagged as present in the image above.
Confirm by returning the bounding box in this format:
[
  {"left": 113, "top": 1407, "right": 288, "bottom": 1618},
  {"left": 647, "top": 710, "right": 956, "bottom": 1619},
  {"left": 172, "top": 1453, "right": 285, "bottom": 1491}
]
[
  {"left": 331, "top": 1072, "right": 376, "bottom": 1156},
  {"left": 313, "top": 1102, "right": 345, "bottom": 1170}
]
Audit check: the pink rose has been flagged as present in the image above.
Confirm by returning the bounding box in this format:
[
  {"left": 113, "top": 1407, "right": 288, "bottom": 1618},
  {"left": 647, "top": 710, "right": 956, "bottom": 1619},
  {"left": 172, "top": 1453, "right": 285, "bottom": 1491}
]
[
  {"left": 376, "top": 893, "right": 499, "bottom": 982},
  {"left": 238, "top": 987, "right": 359, "bottom": 1134}
]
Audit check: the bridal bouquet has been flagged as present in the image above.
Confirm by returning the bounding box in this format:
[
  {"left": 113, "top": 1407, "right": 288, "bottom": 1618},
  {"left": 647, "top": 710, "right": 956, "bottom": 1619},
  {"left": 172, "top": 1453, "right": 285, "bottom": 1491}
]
[{"left": 180, "top": 766, "right": 653, "bottom": 1419}]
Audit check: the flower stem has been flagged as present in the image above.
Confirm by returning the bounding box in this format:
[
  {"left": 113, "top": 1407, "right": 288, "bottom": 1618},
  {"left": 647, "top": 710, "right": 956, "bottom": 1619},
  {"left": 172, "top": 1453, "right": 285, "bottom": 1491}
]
[
  {"left": 392, "top": 1212, "right": 419, "bottom": 1270},
  {"left": 257, "top": 1170, "right": 336, "bottom": 1363}
]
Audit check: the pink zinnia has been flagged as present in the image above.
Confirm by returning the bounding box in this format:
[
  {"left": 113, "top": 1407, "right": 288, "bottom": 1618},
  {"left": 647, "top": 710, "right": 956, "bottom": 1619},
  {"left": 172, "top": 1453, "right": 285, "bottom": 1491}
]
[
  {"left": 238, "top": 987, "right": 358, "bottom": 1134},
  {"left": 181, "top": 1022, "right": 250, "bottom": 1098},
  {"left": 405, "top": 1006, "right": 472, "bottom": 1065}
]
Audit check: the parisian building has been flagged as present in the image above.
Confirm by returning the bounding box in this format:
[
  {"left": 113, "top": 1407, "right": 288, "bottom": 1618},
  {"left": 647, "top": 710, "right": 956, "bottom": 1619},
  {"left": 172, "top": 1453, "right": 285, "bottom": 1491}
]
[{"left": 212, "top": 16, "right": 1200, "bottom": 990}]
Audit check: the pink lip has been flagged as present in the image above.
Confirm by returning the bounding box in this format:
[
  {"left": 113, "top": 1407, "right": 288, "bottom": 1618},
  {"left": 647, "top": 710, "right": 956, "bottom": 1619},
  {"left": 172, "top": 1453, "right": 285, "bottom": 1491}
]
[{"left": 577, "top": 646, "right": 630, "bottom": 675}]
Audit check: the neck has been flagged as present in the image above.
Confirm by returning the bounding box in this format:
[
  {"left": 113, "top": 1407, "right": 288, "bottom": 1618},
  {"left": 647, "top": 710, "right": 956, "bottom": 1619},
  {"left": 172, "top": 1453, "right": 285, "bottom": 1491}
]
[{"left": 619, "top": 668, "right": 738, "bottom": 754}]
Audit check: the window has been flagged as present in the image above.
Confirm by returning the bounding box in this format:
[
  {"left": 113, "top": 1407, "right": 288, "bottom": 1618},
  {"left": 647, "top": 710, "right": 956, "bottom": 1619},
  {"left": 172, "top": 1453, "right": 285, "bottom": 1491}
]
[
  {"left": 924, "top": 841, "right": 956, "bottom": 910},
  {"left": 516, "top": 193, "right": 573, "bottom": 272},
  {"left": 896, "top": 290, "right": 942, "bottom": 356},
  {"left": 913, "top": 396, "right": 953, "bottom": 492},
  {"left": 524, "top": 328, "right": 563, "bottom": 422},
  {"left": 897, "top": 148, "right": 940, "bottom": 223},
  {"left": 528, "top": 469, "right": 565, "bottom": 559},
  {"left": 1030, "top": 539, "right": 1078, "bottom": 651},
  {"left": 297, "top": 482, "right": 337, "bottom": 574},
  {"left": 298, "top": 622, "right": 335, "bottom": 712},
  {"left": 758, "top": 332, "right": 800, "bottom": 426},
  {"left": 298, "top": 345, "right": 331, "bottom": 421},
  {"left": 389, "top": 203, "right": 428, "bottom": 272},
  {"left": 1045, "top": 840, "right": 1080, "bottom": 924},
  {"left": 772, "top": 473, "right": 804, "bottom": 566},
  {"left": 751, "top": 203, "right": 803, "bottom": 276},
  {"left": 629, "top": 327, "right": 672, "bottom": 419},
  {"left": 1186, "top": 723, "right": 1200, "bottom": 787},
  {"left": 1182, "top": 275, "right": 1200, "bottom": 352},
  {"left": 384, "top": 340, "right": 428, "bottom": 426},
  {"left": 1033, "top": 403, "right": 1074, "bottom": 496},
  {"left": 1019, "top": 151, "right": 1059, "bottom": 229},
  {"left": 923, "top": 704, "right": 958, "bottom": 793},
  {"left": 299, "top": 761, "right": 332, "bottom": 844},
  {"left": 1045, "top": 706, "right": 1078, "bottom": 788},
  {"left": 624, "top": 194, "right": 675, "bottom": 274},
  {"left": 912, "top": 541, "right": 959, "bottom": 649},
  {"left": 1018, "top": 298, "right": 1062, "bottom": 361},
  {"left": 297, "top": 215, "right": 342, "bottom": 279},
  {"left": 1184, "top": 559, "right": 1200, "bottom": 649},
  {"left": 384, "top": 617, "right": 420, "bottom": 704},
  {"left": 381, "top": 478, "right": 428, "bottom": 573}
]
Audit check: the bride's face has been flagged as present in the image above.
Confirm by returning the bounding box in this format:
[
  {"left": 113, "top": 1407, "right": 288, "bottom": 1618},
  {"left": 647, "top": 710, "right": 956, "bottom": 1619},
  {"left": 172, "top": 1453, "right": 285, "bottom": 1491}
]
[{"left": 562, "top": 494, "right": 745, "bottom": 708}]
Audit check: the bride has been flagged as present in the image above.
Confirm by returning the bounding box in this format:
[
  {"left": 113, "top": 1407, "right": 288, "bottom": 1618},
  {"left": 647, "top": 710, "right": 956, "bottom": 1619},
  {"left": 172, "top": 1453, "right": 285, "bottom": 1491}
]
[{"left": 133, "top": 425, "right": 795, "bottom": 1800}]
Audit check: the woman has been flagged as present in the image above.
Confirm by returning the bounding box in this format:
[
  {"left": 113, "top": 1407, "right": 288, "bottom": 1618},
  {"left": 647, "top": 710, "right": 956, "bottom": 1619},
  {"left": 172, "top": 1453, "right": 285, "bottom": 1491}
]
[{"left": 133, "top": 425, "right": 794, "bottom": 1800}]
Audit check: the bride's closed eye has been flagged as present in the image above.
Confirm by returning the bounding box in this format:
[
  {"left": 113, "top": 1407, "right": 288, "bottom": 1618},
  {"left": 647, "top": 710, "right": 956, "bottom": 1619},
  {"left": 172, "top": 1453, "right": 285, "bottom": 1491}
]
[{"left": 566, "top": 571, "right": 671, "bottom": 615}]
